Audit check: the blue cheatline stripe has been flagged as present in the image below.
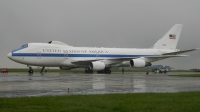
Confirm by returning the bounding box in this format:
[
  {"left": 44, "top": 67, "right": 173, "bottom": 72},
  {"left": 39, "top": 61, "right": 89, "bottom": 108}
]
[{"left": 12, "top": 53, "right": 154, "bottom": 58}]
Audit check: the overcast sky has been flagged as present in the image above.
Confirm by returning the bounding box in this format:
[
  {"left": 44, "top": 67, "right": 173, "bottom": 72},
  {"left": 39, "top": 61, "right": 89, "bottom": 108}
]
[{"left": 0, "top": 0, "right": 199, "bottom": 69}]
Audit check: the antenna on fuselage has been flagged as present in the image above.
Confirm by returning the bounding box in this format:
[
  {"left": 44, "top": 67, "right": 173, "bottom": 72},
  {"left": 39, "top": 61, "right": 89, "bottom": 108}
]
[{"left": 48, "top": 41, "right": 52, "bottom": 44}]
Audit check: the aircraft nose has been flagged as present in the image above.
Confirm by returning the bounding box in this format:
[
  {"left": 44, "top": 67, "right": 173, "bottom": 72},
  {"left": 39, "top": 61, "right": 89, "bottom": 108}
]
[{"left": 7, "top": 52, "right": 12, "bottom": 59}]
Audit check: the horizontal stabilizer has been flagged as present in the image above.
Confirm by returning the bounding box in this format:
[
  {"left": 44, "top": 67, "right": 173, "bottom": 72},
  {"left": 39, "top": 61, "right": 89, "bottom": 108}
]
[{"left": 163, "top": 48, "right": 199, "bottom": 55}]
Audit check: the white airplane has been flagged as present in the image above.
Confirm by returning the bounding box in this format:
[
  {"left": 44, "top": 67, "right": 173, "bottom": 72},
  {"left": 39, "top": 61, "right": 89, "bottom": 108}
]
[{"left": 7, "top": 24, "right": 198, "bottom": 73}]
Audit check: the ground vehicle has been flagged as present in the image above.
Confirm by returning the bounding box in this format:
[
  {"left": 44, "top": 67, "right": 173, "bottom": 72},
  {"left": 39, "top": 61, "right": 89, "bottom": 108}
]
[
  {"left": 153, "top": 68, "right": 168, "bottom": 73},
  {"left": 195, "top": 69, "right": 200, "bottom": 72},
  {"left": 1, "top": 68, "right": 8, "bottom": 73}
]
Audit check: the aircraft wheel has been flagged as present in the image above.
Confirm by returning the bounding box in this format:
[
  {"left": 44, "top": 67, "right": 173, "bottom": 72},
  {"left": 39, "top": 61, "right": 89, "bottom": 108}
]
[
  {"left": 28, "top": 67, "right": 33, "bottom": 74},
  {"left": 108, "top": 70, "right": 111, "bottom": 74},
  {"left": 97, "top": 69, "right": 111, "bottom": 74},
  {"left": 28, "top": 70, "right": 33, "bottom": 73},
  {"left": 104, "top": 69, "right": 112, "bottom": 74},
  {"left": 85, "top": 67, "right": 93, "bottom": 73}
]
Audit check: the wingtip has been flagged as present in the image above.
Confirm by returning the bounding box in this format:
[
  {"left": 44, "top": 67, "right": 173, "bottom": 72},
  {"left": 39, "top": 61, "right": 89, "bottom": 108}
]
[{"left": 175, "top": 24, "right": 183, "bottom": 26}]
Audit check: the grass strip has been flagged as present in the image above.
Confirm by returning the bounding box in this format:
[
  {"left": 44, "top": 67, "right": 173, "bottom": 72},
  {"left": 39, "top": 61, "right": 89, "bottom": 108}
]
[
  {"left": 0, "top": 92, "right": 200, "bottom": 112},
  {"left": 169, "top": 74, "right": 200, "bottom": 77}
]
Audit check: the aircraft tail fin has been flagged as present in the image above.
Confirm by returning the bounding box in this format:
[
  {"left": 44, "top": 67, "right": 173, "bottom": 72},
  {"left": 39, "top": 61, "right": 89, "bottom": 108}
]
[{"left": 152, "top": 24, "right": 183, "bottom": 49}]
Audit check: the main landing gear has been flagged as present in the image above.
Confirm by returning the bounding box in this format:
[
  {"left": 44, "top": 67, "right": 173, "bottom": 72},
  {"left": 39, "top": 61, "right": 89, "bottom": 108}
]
[
  {"left": 28, "top": 66, "right": 45, "bottom": 74},
  {"left": 85, "top": 67, "right": 93, "bottom": 73},
  {"left": 85, "top": 67, "right": 111, "bottom": 74},
  {"left": 40, "top": 66, "right": 45, "bottom": 73},
  {"left": 97, "top": 69, "right": 111, "bottom": 74}
]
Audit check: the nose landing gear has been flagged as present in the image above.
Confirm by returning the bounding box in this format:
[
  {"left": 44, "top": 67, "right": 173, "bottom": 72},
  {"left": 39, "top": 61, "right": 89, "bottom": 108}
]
[
  {"left": 28, "top": 67, "right": 33, "bottom": 73},
  {"left": 28, "top": 66, "right": 46, "bottom": 73},
  {"left": 97, "top": 69, "right": 111, "bottom": 74}
]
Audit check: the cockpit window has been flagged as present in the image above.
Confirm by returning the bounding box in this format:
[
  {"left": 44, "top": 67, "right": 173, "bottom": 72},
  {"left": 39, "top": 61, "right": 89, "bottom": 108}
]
[
  {"left": 12, "top": 43, "right": 28, "bottom": 53},
  {"left": 21, "top": 44, "right": 28, "bottom": 48}
]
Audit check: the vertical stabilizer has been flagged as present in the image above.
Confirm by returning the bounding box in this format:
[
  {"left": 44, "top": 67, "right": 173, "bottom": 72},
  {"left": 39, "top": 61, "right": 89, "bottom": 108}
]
[{"left": 152, "top": 24, "right": 183, "bottom": 49}]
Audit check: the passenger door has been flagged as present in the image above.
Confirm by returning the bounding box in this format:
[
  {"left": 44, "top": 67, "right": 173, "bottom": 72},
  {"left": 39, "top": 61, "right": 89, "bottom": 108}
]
[
  {"left": 64, "top": 51, "right": 68, "bottom": 59},
  {"left": 37, "top": 52, "right": 41, "bottom": 59}
]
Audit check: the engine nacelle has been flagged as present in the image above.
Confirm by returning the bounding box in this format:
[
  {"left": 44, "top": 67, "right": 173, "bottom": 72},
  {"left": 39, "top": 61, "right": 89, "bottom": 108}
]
[
  {"left": 59, "top": 66, "right": 75, "bottom": 70},
  {"left": 130, "top": 59, "right": 152, "bottom": 68},
  {"left": 89, "top": 61, "right": 105, "bottom": 70}
]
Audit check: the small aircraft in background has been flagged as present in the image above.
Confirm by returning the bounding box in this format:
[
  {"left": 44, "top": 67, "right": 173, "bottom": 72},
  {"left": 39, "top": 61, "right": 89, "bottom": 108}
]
[{"left": 7, "top": 24, "right": 198, "bottom": 73}]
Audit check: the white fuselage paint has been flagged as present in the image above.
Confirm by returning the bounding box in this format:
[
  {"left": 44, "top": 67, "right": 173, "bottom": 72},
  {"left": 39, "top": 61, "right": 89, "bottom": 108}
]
[{"left": 8, "top": 43, "right": 175, "bottom": 68}]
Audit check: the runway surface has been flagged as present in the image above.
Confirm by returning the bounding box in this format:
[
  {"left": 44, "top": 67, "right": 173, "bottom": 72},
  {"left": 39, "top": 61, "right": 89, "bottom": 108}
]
[{"left": 0, "top": 72, "right": 200, "bottom": 97}]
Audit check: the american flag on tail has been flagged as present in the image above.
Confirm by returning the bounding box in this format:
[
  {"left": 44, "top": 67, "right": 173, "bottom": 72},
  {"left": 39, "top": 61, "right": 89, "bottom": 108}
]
[{"left": 169, "top": 34, "right": 176, "bottom": 39}]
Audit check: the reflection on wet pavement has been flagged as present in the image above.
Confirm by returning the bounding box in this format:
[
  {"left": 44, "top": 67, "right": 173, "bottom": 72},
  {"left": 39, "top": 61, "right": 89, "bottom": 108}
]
[{"left": 0, "top": 72, "right": 200, "bottom": 97}]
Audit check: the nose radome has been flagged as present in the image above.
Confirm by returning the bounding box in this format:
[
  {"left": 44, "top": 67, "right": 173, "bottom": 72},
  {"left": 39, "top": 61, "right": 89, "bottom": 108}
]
[{"left": 7, "top": 52, "right": 12, "bottom": 59}]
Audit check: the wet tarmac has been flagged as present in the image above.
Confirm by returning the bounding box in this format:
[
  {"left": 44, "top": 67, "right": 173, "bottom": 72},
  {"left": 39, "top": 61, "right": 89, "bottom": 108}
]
[{"left": 0, "top": 72, "right": 200, "bottom": 97}]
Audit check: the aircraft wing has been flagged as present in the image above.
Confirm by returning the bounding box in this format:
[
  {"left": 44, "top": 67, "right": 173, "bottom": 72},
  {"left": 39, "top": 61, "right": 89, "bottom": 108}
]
[
  {"left": 163, "top": 48, "right": 199, "bottom": 55},
  {"left": 142, "top": 55, "right": 189, "bottom": 62},
  {"left": 71, "top": 55, "right": 189, "bottom": 65},
  {"left": 71, "top": 59, "right": 102, "bottom": 65}
]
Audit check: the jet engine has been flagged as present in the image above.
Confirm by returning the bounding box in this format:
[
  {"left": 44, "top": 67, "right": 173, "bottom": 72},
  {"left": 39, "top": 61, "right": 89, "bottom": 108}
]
[
  {"left": 130, "top": 59, "right": 152, "bottom": 68},
  {"left": 89, "top": 61, "right": 105, "bottom": 70}
]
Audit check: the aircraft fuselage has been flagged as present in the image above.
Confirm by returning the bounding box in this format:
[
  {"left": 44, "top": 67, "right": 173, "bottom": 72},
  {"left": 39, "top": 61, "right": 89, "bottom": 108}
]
[{"left": 7, "top": 43, "right": 174, "bottom": 67}]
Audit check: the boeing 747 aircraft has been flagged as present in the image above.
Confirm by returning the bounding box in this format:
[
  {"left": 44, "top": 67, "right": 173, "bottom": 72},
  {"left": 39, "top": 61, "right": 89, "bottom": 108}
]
[{"left": 7, "top": 24, "right": 198, "bottom": 73}]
